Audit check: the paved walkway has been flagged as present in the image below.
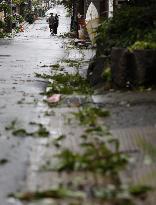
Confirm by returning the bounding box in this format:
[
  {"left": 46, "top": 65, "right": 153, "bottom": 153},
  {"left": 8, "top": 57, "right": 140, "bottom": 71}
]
[
  {"left": 0, "top": 5, "right": 156, "bottom": 205},
  {"left": 0, "top": 6, "right": 70, "bottom": 205}
]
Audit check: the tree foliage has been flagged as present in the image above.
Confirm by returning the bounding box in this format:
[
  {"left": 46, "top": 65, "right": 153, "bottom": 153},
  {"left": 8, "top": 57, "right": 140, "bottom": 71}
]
[
  {"left": 12, "top": 0, "right": 27, "bottom": 5},
  {"left": 0, "top": 2, "right": 11, "bottom": 13},
  {"left": 57, "top": 0, "right": 73, "bottom": 13}
]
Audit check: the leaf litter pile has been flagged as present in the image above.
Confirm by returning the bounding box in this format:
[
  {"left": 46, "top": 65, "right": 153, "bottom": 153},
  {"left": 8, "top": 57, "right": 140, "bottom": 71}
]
[{"left": 35, "top": 72, "right": 93, "bottom": 95}]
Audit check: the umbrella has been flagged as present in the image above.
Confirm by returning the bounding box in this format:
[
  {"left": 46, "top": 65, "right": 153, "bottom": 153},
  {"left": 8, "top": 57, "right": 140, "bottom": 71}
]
[
  {"left": 86, "top": 2, "right": 99, "bottom": 21},
  {"left": 45, "top": 8, "right": 57, "bottom": 16}
]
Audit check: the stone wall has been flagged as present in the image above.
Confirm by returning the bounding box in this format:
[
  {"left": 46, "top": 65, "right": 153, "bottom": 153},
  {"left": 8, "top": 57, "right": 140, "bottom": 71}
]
[
  {"left": 111, "top": 48, "right": 156, "bottom": 88},
  {"left": 87, "top": 48, "right": 156, "bottom": 88}
]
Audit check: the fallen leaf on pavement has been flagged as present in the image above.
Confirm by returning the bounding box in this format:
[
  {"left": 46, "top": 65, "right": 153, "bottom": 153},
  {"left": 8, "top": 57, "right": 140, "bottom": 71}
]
[{"left": 47, "top": 94, "right": 61, "bottom": 103}]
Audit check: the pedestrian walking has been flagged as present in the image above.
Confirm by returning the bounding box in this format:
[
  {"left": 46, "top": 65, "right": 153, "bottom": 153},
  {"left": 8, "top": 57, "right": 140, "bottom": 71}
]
[
  {"left": 48, "top": 13, "right": 54, "bottom": 34},
  {"left": 53, "top": 14, "right": 59, "bottom": 35}
]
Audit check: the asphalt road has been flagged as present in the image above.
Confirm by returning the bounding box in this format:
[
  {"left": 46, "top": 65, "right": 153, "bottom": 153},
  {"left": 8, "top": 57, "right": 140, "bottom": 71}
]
[{"left": 0, "top": 6, "right": 70, "bottom": 205}]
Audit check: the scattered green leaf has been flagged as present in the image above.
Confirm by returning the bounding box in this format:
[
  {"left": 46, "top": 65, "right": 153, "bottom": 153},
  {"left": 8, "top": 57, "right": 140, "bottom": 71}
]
[{"left": 0, "top": 158, "right": 8, "bottom": 165}]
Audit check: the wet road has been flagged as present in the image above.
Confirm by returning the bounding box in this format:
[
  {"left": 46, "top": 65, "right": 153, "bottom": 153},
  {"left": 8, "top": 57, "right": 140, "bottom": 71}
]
[{"left": 0, "top": 6, "right": 70, "bottom": 205}]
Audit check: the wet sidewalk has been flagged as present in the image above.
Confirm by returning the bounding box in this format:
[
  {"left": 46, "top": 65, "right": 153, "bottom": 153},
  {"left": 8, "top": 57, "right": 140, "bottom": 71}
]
[
  {"left": 7, "top": 45, "right": 156, "bottom": 205},
  {"left": 0, "top": 5, "right": 71, "bottom": 205},
  {"left": 0, "top": 5, "right": 156, "bottom": 205}
]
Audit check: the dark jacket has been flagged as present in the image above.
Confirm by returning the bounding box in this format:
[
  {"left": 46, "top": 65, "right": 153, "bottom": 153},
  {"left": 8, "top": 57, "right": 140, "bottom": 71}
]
[{"left": 48, "top": 15, "right": 54, "bottom": 26}]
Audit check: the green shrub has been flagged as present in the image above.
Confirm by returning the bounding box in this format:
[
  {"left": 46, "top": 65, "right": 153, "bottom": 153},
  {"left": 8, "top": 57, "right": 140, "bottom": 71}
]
[
  {"left": 129, "top": 41, "right": 156, "bottom": 51},
  {"left": 0, "top": 2, "right": 11, "bottom": 14},
  {"left": 0, "top": 31, "right": 10, "bottom": 38},
  {"left": 96, "top": 6, "right": 156, "bottom": 55},
  {"left": 25, "top": 13, "right": 35, "bottom": 24},
  {"left": 144, "top": 30, "right": 156, "bottom": 42},
  {"left": 18, "top": 15, "right": 24, "bottom": 24},
  {"left": 0, "top": 20, "right": 5, "bottom": 29}
]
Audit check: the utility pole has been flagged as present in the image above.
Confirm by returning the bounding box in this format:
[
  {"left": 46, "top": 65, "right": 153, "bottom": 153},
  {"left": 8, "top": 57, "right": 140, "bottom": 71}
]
[
  {"left": 71, "top": 0, "right": 78, "bottom": 36},
  {"left": 6, "top": 0, "right": 12, "bottom": 33}
]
